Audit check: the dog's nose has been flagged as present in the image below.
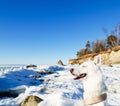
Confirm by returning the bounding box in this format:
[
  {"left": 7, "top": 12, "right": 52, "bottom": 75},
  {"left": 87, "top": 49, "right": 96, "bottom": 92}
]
[{"left": 70, "top": 68, "right": 74, "bottom": 74}]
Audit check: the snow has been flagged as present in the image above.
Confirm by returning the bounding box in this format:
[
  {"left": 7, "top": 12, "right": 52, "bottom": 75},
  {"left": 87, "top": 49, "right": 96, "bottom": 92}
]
[{"left": 0, "top": 64, "right": 120, "bottom": 106}]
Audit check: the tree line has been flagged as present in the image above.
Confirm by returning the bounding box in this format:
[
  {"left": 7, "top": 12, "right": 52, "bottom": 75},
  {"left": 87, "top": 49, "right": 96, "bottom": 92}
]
[{"left": 77, "top": 24, "right": 120, "bottom": 58}]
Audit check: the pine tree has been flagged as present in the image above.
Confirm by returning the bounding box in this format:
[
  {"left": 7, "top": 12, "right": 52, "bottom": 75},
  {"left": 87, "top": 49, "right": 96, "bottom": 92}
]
[{"left": 106, "top": 35, "right": 118, "bottom": 47}]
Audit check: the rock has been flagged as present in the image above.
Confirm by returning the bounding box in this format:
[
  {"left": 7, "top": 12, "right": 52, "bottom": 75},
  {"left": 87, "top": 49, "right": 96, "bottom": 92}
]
[
  {"left": 30, "top": 75, "right": 41, "bottom": 79},
  {"left": 101, "top": 50, "right": 120, "bottom": 64},
  {"left": 26, "top": 64, "right": 37, "bottom": 68},
  {"left": 0, "top": 91, "right": 18, "bottom": 98},
  {"left": 101, "top": 53, "right": 110, "bottom": 64},
  {"left": 0, "top": 87, "right": 26, "bottom": 98},
  {"left": 108, "top": 64, "right": 113, "bottom": 67},
  {"left": 109, "top": 50, "right": 120, "bottom": 64},
  {"left": 57, "top": 60, "right": 64, "bottom": 65},
  {"left": 21, "top": 95, "right": 43, "bottom": 106}
]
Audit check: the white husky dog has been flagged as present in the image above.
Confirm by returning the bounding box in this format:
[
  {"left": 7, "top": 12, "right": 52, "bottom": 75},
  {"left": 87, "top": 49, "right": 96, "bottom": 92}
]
[{"left": 70, "top": 56, "right": 107, "bottom": 106}]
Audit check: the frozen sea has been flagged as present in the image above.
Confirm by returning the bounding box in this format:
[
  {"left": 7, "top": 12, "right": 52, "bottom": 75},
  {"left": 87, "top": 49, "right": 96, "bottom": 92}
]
[{"left": 0, "top": 64, "right": 120, "bottom": 106}]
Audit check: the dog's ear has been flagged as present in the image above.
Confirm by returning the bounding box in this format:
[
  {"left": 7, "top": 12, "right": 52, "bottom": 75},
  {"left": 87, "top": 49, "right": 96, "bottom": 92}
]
[{"left": 94, "top": 55, "right": 101, "bottom": 65}]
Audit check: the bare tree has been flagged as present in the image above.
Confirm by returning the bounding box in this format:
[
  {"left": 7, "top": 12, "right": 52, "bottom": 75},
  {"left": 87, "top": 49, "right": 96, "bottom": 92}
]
[
  {"left": 77, "top": 49, "right": 86, "bottom": 58},
  {"left": 115, "top": 23, "right": 120, "bottom": 46},
  {"left": 102, "top": 28, "right": 108, "bottom": 36}
]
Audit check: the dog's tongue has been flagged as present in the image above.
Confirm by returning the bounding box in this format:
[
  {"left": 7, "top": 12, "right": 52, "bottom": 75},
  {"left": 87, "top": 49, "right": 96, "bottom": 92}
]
[{"left": 74, "top": 73, "right": 87, "bottom": 80}]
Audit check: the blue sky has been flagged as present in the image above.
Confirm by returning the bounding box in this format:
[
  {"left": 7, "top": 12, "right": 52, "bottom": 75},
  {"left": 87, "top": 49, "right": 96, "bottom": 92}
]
[{"left": 0, "top": 0, "right": 120, "bottom": 65}]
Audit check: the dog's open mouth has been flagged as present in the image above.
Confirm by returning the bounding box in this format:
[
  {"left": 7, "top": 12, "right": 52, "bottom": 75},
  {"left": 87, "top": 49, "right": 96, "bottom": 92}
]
[
  {"left": 74, "top": 73, "right": 87, "bottom": 80},
  {"left": 70, "top": 68, "right": 87, "bottom": 80}
]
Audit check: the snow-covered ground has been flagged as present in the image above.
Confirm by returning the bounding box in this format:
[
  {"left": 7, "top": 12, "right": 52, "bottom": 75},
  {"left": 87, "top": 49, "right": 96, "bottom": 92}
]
[{"left": 0, "top": 64, "right": 120, "bottom": 106}]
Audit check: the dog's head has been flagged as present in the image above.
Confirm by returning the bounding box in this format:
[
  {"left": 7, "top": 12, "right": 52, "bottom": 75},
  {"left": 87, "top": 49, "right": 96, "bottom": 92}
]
[{"left": 70, "top": 55, "right": 102, "bottom": 80}]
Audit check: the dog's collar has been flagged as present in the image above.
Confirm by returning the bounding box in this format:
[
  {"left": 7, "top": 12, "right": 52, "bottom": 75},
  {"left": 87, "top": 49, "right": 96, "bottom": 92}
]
[{"left": 83, "top": 93, "right": 107, "bottom": 106}]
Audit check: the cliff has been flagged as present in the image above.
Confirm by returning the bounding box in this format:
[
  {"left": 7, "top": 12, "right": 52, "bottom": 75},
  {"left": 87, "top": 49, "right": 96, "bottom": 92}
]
[{"left": 69, "top": 46, "right": 120, "bottom": 65}]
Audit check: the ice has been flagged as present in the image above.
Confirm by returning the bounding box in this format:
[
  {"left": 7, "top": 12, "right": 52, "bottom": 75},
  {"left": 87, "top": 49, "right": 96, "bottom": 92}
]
[{"left": 0, "top": 64, "right": 120, "bottom": 106}]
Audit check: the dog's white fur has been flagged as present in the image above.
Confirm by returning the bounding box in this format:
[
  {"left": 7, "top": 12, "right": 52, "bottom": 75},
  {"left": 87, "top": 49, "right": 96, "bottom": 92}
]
[{"left": 71, "top": 56, "right": 107, "bottom": 106}]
